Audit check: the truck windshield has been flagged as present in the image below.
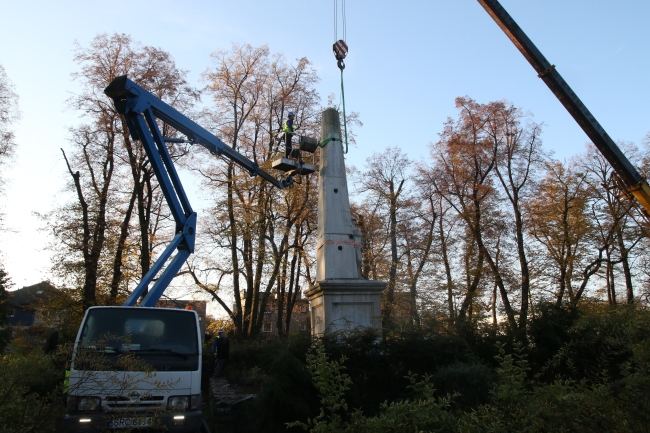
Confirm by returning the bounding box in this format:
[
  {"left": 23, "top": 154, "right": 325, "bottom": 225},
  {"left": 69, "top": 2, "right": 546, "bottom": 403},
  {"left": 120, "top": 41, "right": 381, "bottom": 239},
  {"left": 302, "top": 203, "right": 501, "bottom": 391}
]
[{"left": 76, "top": 308, "right": 199, "bottom": 371}]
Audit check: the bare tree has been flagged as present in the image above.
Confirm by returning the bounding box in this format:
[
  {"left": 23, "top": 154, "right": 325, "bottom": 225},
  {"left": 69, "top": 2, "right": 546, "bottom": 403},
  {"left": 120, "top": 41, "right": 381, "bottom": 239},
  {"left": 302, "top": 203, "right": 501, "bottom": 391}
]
[
  {"left": 400, "top": 183, "right": 438, "bottom": 326},
  {"left": 425, "top": 98, "right": 518, "bottom": 333},
  {"left": 581, "top": 143, "right": 645, "bottom": 304},
  {"left": 0, "top": 64, "right": 19, "bottom": 194},
  {"left": 525, "top": 159, "right": 609, "bottom": 307},
  {"left": 0, "top": 65, "right": 18, "bottom": 156},
  {"left": 354, "top": 146, "right": 413, "bottom": 328},
  {"left": 196, "top": 44, "right": 321, "bottom": 339},
  {"left": 486, "top": 102, "right": 544, "bottom": 334},
  {"left": 352, "top": 201, "right": 388, "bottom": 282}
]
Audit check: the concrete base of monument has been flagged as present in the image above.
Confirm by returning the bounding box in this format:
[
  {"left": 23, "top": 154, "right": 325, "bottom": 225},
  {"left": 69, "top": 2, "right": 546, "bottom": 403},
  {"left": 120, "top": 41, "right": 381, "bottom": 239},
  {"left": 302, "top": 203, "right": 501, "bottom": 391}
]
[{"left": 305, "top": 279, "right": 386, "bottom": 336}]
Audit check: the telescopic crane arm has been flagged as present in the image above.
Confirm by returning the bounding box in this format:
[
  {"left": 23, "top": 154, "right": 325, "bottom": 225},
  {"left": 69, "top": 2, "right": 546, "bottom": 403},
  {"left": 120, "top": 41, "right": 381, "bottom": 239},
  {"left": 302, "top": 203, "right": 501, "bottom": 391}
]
[
  {"left": 104, "top": 75, "right": 293, "bottom": 308},
  {"left": 478, "top": 0, "right": 650, "bottom": 215}
]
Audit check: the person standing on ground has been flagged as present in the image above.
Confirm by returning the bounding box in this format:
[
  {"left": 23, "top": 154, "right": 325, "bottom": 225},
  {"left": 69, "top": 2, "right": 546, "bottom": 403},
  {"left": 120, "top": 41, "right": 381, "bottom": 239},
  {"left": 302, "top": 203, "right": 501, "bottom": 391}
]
[
  {"left": 283, "top": 111, "right": 297, "bottom": 158},
  {"left": 212, "top": 329, "right": 230, "bottom": 377}
]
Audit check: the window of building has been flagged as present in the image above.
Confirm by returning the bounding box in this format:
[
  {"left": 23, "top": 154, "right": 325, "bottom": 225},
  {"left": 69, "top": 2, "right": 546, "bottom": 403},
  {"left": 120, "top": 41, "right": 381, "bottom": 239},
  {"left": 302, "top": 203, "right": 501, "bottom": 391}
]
[{"left": 263, "top": 322, "right": 272, "bottom": 333}]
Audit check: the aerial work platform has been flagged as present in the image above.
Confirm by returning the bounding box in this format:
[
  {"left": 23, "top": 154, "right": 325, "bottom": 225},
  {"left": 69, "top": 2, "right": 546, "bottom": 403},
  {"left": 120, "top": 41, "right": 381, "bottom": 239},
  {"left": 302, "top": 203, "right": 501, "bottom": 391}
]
[
  {"left": 271, "top": 157, "right": 316, "bottom": 175},
  {"left": 271, "top": 135, "right": 318, "bottom": 175}
]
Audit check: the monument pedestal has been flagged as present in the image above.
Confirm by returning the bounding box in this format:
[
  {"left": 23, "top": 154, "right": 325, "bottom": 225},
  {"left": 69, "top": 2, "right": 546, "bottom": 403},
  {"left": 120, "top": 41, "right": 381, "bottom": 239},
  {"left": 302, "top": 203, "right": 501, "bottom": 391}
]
[{"left": 306, "top": 279, "right": 385, "bottom": 335}]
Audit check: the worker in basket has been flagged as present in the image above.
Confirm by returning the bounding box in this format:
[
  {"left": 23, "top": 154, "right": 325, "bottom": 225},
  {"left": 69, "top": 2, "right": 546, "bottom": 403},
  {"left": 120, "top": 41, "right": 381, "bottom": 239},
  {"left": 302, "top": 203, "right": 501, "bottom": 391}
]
[{"left": 283, "top": 111, "right": 298, "bottom": 159}]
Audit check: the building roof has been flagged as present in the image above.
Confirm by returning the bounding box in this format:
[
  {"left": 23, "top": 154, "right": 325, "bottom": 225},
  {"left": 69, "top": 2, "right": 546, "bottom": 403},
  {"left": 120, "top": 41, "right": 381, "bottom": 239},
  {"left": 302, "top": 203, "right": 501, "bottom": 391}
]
[{"left": 9, "top": 281, "right": 57, "bottom": 308}]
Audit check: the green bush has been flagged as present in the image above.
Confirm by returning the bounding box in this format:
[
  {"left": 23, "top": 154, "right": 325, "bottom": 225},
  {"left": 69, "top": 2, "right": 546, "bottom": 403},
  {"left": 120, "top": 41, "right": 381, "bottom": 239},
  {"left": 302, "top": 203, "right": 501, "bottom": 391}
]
[
  {"left": 204, "top": 304, "right": 650, "bottom": 432},
  {"left": 289, "top": 340, "right": 458, "bottom": 433},
  {"left": 226, "top": 334, "right": 317, "bottom": 432},
  {"left": 291, "top": 305, "right": 650, "bottom": 433},
  {"left": 430, "top": 361, "right": 493, "bottom": 408},
  {"left": 0, "top": 351, "right": 65, "bottom": 432}
]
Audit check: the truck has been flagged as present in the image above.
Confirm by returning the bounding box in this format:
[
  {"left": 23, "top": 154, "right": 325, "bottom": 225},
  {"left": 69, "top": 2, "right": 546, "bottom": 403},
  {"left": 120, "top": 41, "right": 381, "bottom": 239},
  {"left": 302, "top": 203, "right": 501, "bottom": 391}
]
[
  {"left": 63, "top": 306, "right": 203, "bottom": 432},
  {"left": 61, "top": 75, "right": 314, "bottom": 432}
]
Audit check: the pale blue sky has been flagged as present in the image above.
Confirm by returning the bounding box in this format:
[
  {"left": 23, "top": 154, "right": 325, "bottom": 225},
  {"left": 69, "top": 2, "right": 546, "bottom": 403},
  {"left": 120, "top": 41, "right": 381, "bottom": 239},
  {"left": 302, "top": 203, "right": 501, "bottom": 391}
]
[{"left": 1, "top": 0, "right": 649, "bottom": 288}]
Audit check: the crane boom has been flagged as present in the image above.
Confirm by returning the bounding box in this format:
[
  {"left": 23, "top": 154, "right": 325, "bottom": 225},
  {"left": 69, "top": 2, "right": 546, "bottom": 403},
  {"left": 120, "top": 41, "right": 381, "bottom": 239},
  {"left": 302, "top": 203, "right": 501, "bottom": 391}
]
[
  {"left": 477, "top": 0, "right": 650, "bottom": 214},
  {"left": 104, "top": 75, "right": 294, "bottom": 307}
]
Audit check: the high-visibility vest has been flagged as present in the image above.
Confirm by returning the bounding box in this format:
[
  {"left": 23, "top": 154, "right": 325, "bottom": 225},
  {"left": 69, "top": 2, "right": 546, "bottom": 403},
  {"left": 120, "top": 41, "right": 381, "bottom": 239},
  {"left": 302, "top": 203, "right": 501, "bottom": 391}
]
[
  {"left": 63, "top": 370, "right": 70, "bottom": 393},
  {"left": 283, "top": 121, "right": 295, "bottom": 134}
]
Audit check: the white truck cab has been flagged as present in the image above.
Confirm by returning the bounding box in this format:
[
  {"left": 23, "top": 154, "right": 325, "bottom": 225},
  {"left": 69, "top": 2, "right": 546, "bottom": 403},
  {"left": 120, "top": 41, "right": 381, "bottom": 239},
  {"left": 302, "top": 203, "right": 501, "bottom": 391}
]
[{"left": 63, "top": 306, "right": 203, "bottom": 432}]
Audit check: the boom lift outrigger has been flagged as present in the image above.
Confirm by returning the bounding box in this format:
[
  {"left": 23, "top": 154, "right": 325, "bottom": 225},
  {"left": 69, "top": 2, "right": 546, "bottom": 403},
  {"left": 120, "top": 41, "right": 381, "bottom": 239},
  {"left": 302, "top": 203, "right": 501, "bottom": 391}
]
[{"left": 104, "top": 75, "right": 310, "bottom": 307}]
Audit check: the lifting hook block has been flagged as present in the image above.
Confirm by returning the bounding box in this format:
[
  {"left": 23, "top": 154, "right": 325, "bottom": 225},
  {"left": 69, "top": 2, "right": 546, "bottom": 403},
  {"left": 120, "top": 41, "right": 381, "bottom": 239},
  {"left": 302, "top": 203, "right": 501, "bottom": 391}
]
[{"left": 333, "top": 39, "right": 348, "bottom": 70}]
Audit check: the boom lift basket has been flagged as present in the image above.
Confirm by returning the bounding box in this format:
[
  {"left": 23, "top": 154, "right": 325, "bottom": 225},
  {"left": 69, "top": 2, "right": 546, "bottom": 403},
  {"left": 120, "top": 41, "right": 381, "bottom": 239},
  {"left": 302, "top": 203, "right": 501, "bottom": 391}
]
[
  {"left": 272, "top": 134, "right": 318, "bottom": 175},
  {"left": 272, "top": 158, "right": 316, "bottom": 175}
]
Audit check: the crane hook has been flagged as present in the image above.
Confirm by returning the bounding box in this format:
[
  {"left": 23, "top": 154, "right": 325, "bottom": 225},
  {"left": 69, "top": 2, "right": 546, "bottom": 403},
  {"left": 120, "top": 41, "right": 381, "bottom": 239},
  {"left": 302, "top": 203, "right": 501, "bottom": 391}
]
[{"left": 333, "top": 39, "right": 348, "bottom": 70}]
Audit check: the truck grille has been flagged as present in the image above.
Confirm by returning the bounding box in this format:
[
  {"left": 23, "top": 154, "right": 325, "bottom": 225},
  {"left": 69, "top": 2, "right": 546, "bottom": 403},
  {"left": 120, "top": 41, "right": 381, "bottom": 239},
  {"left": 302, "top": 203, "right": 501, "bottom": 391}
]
[{"left": 105, "top": 395, "right": 165, "bottom": 408}]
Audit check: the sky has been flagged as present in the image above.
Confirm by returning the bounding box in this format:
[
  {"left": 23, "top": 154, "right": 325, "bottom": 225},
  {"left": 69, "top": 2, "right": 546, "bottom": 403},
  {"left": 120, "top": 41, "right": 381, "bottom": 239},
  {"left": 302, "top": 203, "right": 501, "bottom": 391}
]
[{"left": 1, "top": 1, "right": 649, "bottom": 303}]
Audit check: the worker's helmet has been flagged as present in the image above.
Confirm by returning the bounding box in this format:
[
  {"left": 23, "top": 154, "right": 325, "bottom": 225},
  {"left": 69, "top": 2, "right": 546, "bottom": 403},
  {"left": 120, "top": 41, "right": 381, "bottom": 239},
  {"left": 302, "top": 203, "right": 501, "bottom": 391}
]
[{"left": 288, "top": 111, "right": 295, "bottom": 117}]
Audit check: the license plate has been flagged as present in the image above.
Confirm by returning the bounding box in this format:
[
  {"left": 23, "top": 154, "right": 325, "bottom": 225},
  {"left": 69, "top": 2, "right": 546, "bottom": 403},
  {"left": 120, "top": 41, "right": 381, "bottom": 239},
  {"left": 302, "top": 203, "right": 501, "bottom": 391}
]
[{"left": 108, "top": 417, "right": 152, "bottom": 429}]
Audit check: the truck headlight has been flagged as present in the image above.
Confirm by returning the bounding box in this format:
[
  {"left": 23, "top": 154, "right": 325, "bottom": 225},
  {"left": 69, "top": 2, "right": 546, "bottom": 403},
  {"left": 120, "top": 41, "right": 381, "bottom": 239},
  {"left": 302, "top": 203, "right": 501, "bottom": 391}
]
[
  {"left": 168, "top": 396, "right": 189, "bottom": 411},
  {"left": 77, "top": 396, "right": 102, "bottom": 411}
]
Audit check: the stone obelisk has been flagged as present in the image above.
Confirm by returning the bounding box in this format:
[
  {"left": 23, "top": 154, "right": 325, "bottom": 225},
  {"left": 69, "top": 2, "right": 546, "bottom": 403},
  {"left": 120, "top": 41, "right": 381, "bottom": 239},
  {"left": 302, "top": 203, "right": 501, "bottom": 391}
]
[{"left": 305, "top": 108, "right": 385, "bottom": 336}]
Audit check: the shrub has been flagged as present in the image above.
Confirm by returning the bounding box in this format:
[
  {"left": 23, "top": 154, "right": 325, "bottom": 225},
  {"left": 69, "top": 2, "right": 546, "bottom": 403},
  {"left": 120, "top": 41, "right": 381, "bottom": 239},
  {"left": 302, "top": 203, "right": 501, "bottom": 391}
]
[{"left": 0, "top": 351, "right": 65, "bottom": 432}]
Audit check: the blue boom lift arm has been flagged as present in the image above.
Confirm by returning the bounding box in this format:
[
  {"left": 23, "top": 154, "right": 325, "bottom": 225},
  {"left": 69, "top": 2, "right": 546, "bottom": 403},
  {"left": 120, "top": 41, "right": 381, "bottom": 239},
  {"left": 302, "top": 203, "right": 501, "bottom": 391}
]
[{"left": 104, "top": 75, "right": 293, "bottom": 308}]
